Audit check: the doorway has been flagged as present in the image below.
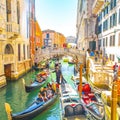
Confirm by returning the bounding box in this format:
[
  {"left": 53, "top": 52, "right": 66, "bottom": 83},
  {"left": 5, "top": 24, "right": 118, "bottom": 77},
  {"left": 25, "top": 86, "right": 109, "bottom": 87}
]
[{"left": 4, "top": 64, "right": 12, "bottom": 80}]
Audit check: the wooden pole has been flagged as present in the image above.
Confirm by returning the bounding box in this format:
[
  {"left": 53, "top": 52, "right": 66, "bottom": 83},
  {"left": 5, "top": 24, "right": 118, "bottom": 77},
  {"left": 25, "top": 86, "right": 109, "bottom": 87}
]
[
  {"left": 86, "top": 59, "right": 90, "bottom": 79},
  {"left": 111, "top": 82, "right": 117, "bottom": 120},
  {"left": 75, "top": 55, "right": 78, "bottom": 72},
  {"left": 78, "top": 64, "right": 83, "bottom": 97},
  {"left": 5, "top": 103, "right": 12, "bottom": 120}
]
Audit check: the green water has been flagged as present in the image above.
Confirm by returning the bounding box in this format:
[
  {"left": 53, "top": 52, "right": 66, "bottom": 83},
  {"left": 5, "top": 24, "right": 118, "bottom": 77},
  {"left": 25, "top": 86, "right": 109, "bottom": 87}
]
[{"left": 0, "top": 62, "right": 75, "bottom": 120}]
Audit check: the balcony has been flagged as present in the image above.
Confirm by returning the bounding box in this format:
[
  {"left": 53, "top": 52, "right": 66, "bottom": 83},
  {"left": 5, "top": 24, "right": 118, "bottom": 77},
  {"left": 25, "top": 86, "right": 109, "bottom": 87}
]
[
  {"left": 92, "top": 0, "right": 104, "bottom": 15},
  {"left": 6, "top": 22, "right": 19, "bottom": 39}
]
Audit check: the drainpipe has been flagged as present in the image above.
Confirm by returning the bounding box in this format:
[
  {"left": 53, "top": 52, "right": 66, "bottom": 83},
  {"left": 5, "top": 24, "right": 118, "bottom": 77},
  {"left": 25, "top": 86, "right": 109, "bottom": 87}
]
[{"left": 111, "top": 82, "right": 117, "bottom": 120}]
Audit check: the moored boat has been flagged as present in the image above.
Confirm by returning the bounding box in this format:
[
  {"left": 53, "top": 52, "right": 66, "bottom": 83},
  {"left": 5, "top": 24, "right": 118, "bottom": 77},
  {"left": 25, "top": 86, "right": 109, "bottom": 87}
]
[
  {"left": 24, "top": 70, "right": 49, "bottom": 92},
  {"left": 5, "top": 94, "right": 58, "bottom": 120},
  {"left": 24, "top": 80, "right": 46, "bottom": 93},
  {"left": 80, "top": 83, "right": 105, "bottom": 120},
  {"left": 60, "top": 78, "right": 89, "bottom": 120}
]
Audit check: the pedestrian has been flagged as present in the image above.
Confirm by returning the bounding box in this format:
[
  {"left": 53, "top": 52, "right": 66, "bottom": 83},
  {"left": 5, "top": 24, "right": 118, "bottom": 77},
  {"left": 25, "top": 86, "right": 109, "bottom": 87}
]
[
  {"left": 113, "top": 62, "right": 118, "bottom": 73},
  {"left": 113, "top": 62, "right": 118, "bottom": 78}
]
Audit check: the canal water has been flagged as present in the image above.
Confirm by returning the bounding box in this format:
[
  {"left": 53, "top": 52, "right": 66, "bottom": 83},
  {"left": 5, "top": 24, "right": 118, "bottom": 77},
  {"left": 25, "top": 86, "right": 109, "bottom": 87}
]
[{"left": 0, "top": 61, "right": 75, "bottom": 120}]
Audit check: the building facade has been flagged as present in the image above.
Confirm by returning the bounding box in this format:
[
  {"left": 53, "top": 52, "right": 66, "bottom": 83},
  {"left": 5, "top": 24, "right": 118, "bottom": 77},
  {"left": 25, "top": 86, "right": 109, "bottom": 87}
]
[
  {"left": 29, "top": 0, "right": 36, "bottom": 65},
  {"left": 76, "top": 0, "right": 104, "bottom": 51},
  {"left": 42, "top": 29, "right": 66, "bottom": 48},
  {"left": 35, "top": 20, "right": 42, "bottom": 64},
  {"left": 66, "top": 36, "right": 76, "bottom": 44},
  {"left": 97, "top": 0, "right": 120, "bottom": 63},
  {"left": 0, "top": 0, "right": 32, "bottom": 87}
]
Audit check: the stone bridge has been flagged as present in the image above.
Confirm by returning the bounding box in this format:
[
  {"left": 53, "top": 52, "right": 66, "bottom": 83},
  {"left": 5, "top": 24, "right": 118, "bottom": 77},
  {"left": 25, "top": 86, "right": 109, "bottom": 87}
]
[{"left": 40, "top": 48, "right": 86, "bottom": 66}]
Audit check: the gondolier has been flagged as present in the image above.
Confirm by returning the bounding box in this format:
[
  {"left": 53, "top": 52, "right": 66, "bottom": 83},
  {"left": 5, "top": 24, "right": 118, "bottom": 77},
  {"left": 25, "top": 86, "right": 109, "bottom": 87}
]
[
  {"left": 52, "top": 65, "right": 62, "bottom": 90},
  {"left": 55, "top": 65, "right": 62, "bottom": 84}
]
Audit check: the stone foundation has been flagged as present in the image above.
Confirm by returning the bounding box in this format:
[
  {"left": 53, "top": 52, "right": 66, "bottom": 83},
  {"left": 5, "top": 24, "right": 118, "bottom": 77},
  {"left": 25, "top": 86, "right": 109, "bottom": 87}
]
[{"left": 0, "top": 76, "right": 7, "bottom": 88}]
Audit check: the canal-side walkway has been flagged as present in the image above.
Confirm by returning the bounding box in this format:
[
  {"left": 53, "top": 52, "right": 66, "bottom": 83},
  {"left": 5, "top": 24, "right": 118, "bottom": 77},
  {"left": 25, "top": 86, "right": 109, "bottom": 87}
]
[{"left": 86, "top": 52, "right": 120, "bottom": 120}]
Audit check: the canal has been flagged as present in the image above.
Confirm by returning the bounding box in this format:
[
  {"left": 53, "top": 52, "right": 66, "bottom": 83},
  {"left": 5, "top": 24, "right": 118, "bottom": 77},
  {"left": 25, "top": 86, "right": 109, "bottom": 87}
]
[{"left": 0, "top": 61, "right": 75, "bottom": 120}]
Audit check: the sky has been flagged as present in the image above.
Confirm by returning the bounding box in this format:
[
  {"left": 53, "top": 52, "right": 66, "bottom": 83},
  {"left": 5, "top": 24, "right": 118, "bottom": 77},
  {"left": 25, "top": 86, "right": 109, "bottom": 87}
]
[{"left": 35, "top": 0, "right": 78, "bottom": 37}]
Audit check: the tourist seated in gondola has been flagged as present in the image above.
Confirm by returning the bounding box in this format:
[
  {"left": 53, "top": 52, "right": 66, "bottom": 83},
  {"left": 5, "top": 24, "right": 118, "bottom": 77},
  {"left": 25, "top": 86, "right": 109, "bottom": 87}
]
[
  {"left": 46, "top": 83, "right": 55, "bottom": 98},
  {"left": 36, "top": 75, "right": 45, "bottom": 83},
  {"left": 36, "top": 93, "right": 44, "bottom": 102},
  {"left": 40, "top": 87, "right": 48, "bottom": 102}
]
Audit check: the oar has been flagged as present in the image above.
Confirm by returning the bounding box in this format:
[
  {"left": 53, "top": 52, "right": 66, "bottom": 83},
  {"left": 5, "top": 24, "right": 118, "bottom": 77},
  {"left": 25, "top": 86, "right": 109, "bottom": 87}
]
[{"left": 4, "top": 103, "right": 12, "bottom": 120}]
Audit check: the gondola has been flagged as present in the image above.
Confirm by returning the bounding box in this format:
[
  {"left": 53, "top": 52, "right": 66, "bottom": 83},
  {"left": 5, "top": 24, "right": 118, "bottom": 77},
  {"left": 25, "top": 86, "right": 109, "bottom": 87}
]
[
  {"left": 5, "top": 94, "right": 58, "bottom": 120},
  {"left": 24, "top": 70, "right": 49, "bottom": 92},
  {"left": 60, "top": 78, "right": 89, "bottom": 120},
  {"left": 80, "top": 83, "right": 105, "bottom": 120},
  {"left": 32, "top": 65, "right": 44, "bottom": 71},
  {"left": 24, "top": 79, "right": 46, "bottom": 92}
]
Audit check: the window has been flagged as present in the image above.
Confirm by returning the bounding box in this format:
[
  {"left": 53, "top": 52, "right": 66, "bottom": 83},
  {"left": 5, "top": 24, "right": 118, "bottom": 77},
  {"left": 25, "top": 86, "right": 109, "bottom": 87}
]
[
  {"left": 113, "top": 35, "right": 115, "bottom": 46},
  {"left": 109, "top": 54, "right": 114, "bottom": 61},
  {"left": 113, "top": 13, "right": 117, "bottom": 26},
  {"left": 46, "top": 33, "right": 49, "bottom": 38},
  {"left": 98, "top": 24, "right": 102, "bottom": 34},
  {"left": 110, "top": 16, "right": 112, "bottom": 28},
  {"left": 110, "top": 0, "right": 116, "bottom": 10},
  {"left": 103, "top": 19, "right": 108, "bottom": 31},
  {"left": 4, "top": 44, "right": 14, "bottom": 54},
  {"left": 23, "top": 44, "right": 25, "bottom": 60},
  {"left": 103, "top": 38, "right": 105, "bottom": 47},
  {"left": 110, "top": 13, "right": 117, "bottom": 28},
  {"left": 17, "top": 1, "right": 20, "bottom": 24},
  {"left": 119, "top": 9, "right": 120, "bottom": 23},
  {"left": 110, "top": 35, "right": 115, "bottom": 46},
  {"left": 103, "top": 6, "right": 108, "bottom": 17},
  {"left": 106, "top": 37, "right": 108, "bottom": 47},
  {"left": 18, "top": 44, "right": 21, "bottom": 61}
]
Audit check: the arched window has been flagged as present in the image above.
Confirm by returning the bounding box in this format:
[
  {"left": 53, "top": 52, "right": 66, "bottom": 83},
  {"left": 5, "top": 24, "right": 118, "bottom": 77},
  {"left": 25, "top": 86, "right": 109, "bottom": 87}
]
[{"left": 4, "top": 44, "right": 14, "bottom": 54}]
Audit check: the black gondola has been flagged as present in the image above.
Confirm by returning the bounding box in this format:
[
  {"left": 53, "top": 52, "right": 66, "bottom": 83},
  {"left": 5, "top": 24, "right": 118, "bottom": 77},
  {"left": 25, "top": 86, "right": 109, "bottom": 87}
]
[
  {"left": 5, "top": 94, "right": 58, "bottom": 120},
  {"left": 23, "top": 70, "right": 49, "bottom": 92},
  {"left": 24, "top": 80, "right": 46, "bottom": 92},
  {"left": 60, "top": 78, "right": 89, "bottom": 120}
]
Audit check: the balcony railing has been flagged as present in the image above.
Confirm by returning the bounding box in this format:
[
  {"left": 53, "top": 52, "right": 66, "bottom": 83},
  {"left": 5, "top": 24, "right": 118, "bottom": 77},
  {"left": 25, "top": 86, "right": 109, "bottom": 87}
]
[
  {"left": 6, "top": 22, "right": 19, "bottom": 34},
  {"left": 92, "top": 0, "right": 104, "bottom": 15}
]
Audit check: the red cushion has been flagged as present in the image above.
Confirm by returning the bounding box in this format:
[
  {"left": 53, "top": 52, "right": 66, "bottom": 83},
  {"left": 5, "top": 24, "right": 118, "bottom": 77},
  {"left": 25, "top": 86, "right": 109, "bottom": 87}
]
[{"left": 88, "top": 93, "right": 94, "bottom": 99}]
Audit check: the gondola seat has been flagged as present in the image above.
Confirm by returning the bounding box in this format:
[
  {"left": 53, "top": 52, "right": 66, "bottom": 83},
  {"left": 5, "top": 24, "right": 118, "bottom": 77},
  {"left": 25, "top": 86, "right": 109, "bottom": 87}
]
[
  {"left": 65, "top": 105, "right": 74, "bottom": 117},
  {"left": 74, "top": 104, "right": 84, "bottom": 115}
]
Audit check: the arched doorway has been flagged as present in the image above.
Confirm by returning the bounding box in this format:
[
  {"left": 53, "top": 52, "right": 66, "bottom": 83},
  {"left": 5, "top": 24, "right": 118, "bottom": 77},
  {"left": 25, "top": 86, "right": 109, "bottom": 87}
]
[{"left": 4, "top": 44, "right": 14, "bottom": 80}]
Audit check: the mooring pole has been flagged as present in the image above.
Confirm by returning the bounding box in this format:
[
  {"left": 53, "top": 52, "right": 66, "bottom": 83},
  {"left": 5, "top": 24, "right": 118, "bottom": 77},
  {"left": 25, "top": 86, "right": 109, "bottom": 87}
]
[
  {"left": 111, "top": 82, "right": 117, "bottom": 120},
  {"left": 78, "top": 64, "right": 83, "bottom": 97}
]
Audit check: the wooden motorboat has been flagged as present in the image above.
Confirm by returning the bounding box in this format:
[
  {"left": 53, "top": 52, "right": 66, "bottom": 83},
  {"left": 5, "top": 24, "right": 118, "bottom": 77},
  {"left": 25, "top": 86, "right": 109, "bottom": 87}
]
[
  {"left": 5, "top": 94, "right": 58, "bottom": 120},
  {"left": 80, "top": 83, "right": 105, "bottom": 120},
  {"left": 60, "top": 78, "right": 89, "bottom": 120}
]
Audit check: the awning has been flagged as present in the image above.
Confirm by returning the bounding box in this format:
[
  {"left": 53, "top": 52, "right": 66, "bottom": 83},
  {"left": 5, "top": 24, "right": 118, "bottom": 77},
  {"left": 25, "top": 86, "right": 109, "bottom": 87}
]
[{"left": 92, "top": 0, "right": 104, "bottom": 15}]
